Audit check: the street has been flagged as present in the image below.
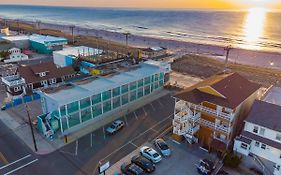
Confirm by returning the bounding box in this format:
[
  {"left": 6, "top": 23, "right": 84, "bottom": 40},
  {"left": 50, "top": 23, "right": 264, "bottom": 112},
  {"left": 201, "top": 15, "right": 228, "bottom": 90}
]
[{"left": 0, "top": 94, "right": 175, "bottom": 175}]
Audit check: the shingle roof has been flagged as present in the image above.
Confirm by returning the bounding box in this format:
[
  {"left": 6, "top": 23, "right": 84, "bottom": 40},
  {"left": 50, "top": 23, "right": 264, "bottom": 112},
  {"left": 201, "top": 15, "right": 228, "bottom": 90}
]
[
  {"left": 241, "top": 131, "right": 281, "bottom": 150},
  {"left": 174, "top": 73, "right": 261, "bottom": 109},
  {"left": 245, "top": 100, "right": 281, "bottom": 133},
  {"left": 18, "top": 62, "right": 75, "bottom": 84}
]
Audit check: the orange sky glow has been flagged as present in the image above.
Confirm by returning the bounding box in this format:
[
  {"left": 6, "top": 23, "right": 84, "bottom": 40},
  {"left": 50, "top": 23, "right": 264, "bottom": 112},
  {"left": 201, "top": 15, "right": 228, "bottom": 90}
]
[{"left": 0, "top": 0, "right": 280, "bottom": 9}]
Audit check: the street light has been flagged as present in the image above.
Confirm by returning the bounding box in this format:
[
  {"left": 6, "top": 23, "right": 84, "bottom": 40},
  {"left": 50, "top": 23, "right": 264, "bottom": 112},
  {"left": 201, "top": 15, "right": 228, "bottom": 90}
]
[
  {"left": 69, "top": 25, "right": 76, "bottom": 44},
  {"left": 224, "top": 45, "right": 233, "bottom": 72}
]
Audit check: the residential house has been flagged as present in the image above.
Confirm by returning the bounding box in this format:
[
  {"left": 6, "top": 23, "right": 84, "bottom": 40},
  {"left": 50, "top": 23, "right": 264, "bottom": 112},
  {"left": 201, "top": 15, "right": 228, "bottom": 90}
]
[
  {"left": 4, "top": 47, "right": 28, "bottom": 63},
  {"left": 1, "top": 62, "right": 76, "bottom": 98},
  {"left": 172, "top": 73, "right": 261, "bottom": 154},
  {"left": 234, "top": 100, "right": 281, "bottom": 175}
]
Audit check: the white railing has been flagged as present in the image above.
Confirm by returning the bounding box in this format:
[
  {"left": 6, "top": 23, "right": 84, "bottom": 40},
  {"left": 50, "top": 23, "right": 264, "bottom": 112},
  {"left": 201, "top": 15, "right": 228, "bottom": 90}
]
[
  {"left": 187, "top": 102, "right": 234, "bottom": 121},
  {"left": 1, "top": 76, "right": 25, "bottom": 86},
  {"left": 189, "top": 112, "right": 201, "bottom": 123},
  {"left": 200, "top": 118, "right": 231, "bottom": 134},
  {"left": 187, "top": 125, "right": 200, "bottom": 135}
]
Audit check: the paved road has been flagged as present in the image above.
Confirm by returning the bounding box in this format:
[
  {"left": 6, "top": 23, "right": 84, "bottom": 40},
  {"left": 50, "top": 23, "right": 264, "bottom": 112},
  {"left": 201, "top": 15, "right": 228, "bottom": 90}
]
[{"left": 0, "top": 94, "right": 175, "bottom": 175}]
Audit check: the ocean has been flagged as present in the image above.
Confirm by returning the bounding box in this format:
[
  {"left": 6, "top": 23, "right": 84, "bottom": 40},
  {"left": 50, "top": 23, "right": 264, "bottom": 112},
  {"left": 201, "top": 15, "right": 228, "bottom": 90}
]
[{"left": 0, "top": 5, "right": 281, "bottom": 52}]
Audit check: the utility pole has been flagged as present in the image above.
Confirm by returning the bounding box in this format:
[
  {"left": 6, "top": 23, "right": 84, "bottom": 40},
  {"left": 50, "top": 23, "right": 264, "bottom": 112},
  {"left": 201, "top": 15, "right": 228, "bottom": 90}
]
[
  {"left": 25, "top": 103, "right": 38, "bottom": 152},
  {"left": 15, "top": 19, "right": 20, "bottom": 35},
  {"left": 69, "top": 25, "right": 75, "bottom": 44},
  {"left": 36, "top": 20, "right": 41, "bottom": 35},
  {"left": 123, "top": 32, "right": 131, "bottom": 52},
  {"left": 224, "top": 45, "right": 232, "bottom": 72}
]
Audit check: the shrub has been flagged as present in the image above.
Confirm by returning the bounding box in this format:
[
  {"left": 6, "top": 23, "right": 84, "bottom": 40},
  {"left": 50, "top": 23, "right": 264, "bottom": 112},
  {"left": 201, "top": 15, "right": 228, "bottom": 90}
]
[{"left": 224, "top": 152, "right": 242, "bottom": 168}]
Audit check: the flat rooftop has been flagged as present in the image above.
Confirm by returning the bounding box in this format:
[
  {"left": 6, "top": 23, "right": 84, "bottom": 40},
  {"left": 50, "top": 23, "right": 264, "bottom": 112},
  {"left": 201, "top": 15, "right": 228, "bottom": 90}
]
[
  {"left": 2, "top": 34, "right": 67, "bottom": 45},
  {"left": 263, "top": 87, "right": 281, "bottom": 106},
  {"left": 54, "top": 46, "right": 103, "bottom": 57},
  {"left": 41, "top": 61, "right": 164, "bottom": 105}
]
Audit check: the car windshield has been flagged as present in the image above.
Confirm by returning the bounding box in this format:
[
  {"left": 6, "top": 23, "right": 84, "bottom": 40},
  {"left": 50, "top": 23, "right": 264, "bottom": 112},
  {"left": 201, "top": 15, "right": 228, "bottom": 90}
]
[
  {"left": 129, "top": 164, "right": 143, "bottom": 174},
  {"left": 153, "top": 153, "right": 159, "bottom": 158},
  {"left": 159, "top": 142, "right": 169, "bottom": 150},
  {"left": 110, "top": 125, "right": 116, "bottom": 129}
]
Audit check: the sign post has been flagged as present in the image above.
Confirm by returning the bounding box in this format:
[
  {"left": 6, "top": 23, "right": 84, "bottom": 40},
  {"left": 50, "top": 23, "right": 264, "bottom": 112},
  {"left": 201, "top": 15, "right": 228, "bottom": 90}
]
[{"left": 99, "top": 161, "right": 110, "bottom": 175}]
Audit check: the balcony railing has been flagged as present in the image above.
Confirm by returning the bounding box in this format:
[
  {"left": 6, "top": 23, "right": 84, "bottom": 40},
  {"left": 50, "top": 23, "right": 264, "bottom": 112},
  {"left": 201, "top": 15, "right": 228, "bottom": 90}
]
[
  {"left": 200, "top": 118, "right": 231, "bottom": 134},
  {"left": 1, "top": 75, "right": 25, "bottom": 87},
  {"left": 187, "top": 102, "right": 234, "bottom": 121}
]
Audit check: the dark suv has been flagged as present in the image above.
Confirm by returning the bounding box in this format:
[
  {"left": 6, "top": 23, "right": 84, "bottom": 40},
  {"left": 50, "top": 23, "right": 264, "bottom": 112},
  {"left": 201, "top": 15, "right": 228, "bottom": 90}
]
[
  {"left": 121, "top": 162, "right": 146, "bottom": 175},
  {"left": 131, "top": 155, "right": 155, "bottom": 173}
]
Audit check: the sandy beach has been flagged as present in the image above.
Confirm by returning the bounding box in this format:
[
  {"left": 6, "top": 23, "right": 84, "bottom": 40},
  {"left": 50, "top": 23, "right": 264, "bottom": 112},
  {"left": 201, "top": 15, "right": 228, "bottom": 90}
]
[
  {"left": 3, "top": 18, "right": 281, "bottom": 70},
  {"left": 36, "top": 21, "right": 281, "bottom": 70}
]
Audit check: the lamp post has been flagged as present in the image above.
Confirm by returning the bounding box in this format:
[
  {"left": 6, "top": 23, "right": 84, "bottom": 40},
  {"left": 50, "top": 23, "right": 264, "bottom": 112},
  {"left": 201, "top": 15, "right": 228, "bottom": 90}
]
[
  {"left": 69, "top": 25, "right": 75, "bottom": 44},
  {"left": 224, "top": 45, "right": 233, "bottom": 72},
  {"left": 25, "top": 103, "right": 38, "bottom": 152}
]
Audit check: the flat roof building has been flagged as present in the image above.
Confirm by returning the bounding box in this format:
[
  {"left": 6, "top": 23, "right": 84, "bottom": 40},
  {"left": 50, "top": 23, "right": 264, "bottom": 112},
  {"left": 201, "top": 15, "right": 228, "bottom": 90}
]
[
  {"left": 37, "top": 60, "right": 171, "bottom": 138},
  {"left": 53, "top": 46, "right": 103, "bottom": 68},
  {"left": 2, "top": 34, "right": 67, "bottom": 54}
]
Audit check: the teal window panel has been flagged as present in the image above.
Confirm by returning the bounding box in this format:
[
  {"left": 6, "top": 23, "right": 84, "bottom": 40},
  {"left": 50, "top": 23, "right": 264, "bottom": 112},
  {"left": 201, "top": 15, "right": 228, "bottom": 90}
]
[
  {"left": 51, "top": 110, "right": 59, "bottom": 118},
  {"left": 67, "top": 101, "right": 79, "bottom": 114},
  {"left": 144, "top": 77, "right": 150, "bottom": 85},
  {"left": 122, "top": 94, "right": 129, "bottom": 105},
  {"left": 121, "top": 84, "right": 129, "bottom": 94},
  {"left": 130, "top": 90, "right": 137, "bottom": 102},
  {"left": 154, "top": 82, "right": 159, "bottom": 89},
  {"left": 137, "top": 79, "right": 144, "bottom": 88},
  {"left": 102, "top": 90, "right": 112, "bottom": 101},
  {"left": 81, "top": 107, "right": 92, "bottom": 122},
  {"left": 113, "top": 87, "right": 121, "bottom": 97},
  {"left": 68, "top": 112, "right": 80, "bottom": 128},
  {"left": 154, "top": 73, "right": 159, "bottom": 81},
  {"left": 144, "top": 85, "right": 150, "bottom": 95},
  {"left": 159, "top": 72, "right": 164, "bottom": 79},
  {"left": 92, "top": 104, "right": 102, "bottom": 117},
  {"left": 151, "top": 75, "right": 155, "bottom": 82},
  {"left": 60, "top": 106, "right": 66, "bottom": 116},
  {"left": 61, "top": 117, "right": 68, "bottom": 132},
  {"left": 92, "top": 93, "right": 102, "bottom": 104},
  {"left": 80, "top": 97, "right": 91, "bottom": 109},
  {"left": 151, "top": 84, "right": 154, "bottom": 92},
  {"left": 113, "top": 97, "right": 121, "bottom": 109},
  {"left": 130, "top": 81, "right": 137, "bottom": 90},
  {"left": 159, "top": 80, "right": 164, "bottom": 87},
  {"left": 103, "top": 100, "right": 112, "bottom": 113},
  {"left": 137, "top": 88, "right": 143, "bottom": 98}
]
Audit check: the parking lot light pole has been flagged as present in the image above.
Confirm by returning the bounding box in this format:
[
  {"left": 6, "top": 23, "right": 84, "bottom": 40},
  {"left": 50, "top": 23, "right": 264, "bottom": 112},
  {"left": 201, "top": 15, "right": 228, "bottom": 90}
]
[{"left": 25, "top": 103, "right": 38, "bottom": 152}]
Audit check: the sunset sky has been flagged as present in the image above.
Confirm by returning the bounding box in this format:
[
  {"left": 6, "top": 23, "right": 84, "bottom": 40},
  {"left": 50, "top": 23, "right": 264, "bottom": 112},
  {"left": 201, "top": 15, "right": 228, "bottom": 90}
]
[{"left": 0, "top": 0, "right": 280, "bottom": 9}]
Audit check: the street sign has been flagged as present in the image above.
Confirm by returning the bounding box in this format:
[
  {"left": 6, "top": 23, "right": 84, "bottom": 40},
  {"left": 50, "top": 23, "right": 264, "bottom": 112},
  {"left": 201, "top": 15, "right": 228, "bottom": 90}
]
[{"left": 99, "top": 161, "right": 110, "bottom": 174}]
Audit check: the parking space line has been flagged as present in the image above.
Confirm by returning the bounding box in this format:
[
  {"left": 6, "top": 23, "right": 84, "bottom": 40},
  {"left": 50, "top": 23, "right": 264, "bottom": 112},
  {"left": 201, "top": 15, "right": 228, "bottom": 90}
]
[
  {"left": 0, "top": 152, "right": 8, "bottom": 165},
  {"left": 134, "top": 111, "right": 138, "bottom": 120},
  {"left": 150, "top": 128, "right": 158, "bottom": 133},
  {"left": 129, "top": 141, "right": 138, "bottom": 148},
  {"left": 157, "top": 99, "right": 164, "bottom": 107},
  {"left": 75, "top": 140, "right": 79, "bottom": 156},
  {"left": 142, "top": 107, "right": 147, "bottom": 116},
  {"left": 150, "top": 103, "right": 156, "bottom": 111},
  {"left": 124, "top": 115, "right": 128, "bottom": 126},
  {"left": 4, "top": 158, "right": 38, "bottom": 175},
  {"left": 0, "top": 154, "right": 31, "bottom": 170}
]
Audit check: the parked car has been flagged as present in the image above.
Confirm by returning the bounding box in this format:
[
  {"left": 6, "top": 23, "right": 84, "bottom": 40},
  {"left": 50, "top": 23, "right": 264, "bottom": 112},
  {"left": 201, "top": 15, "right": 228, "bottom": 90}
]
[
  {"left": 154, "top": 138, "right": 171, "bottom": 157},
  {"left": 140, "top": 146, "right": 162, "bottom": 163},
  {"left": 106, "top": 120, "right": 125, "bottom": 134},
  {"left": 131, "top": 155, "right": 155, "bottom": 173},
  {"left": 121, "top": 162, "right": 146, "bottom": 175},
  {"left": 196, "top": 159, "right": 215, "bottom": 175}
]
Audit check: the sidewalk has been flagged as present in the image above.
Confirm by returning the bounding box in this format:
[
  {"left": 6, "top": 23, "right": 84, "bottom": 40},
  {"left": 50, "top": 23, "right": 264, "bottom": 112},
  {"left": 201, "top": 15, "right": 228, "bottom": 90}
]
[{"left": 0, "top": 89, "right": 170, "bottom": 155}]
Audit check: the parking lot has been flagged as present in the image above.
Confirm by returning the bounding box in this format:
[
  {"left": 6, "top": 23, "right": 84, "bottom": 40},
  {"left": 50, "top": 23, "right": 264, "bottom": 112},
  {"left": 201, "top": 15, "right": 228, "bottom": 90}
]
[
  {"left": 53, "top": 94, "right": 176, "bottom": 175},
  {"left": 107, "top": 136, "right": 218, "bottom": 175}
]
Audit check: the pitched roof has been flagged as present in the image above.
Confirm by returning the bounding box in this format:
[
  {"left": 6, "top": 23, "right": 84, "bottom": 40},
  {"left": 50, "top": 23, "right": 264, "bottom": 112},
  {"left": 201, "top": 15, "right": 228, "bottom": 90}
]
[
  {"left": 174, "top": 73, "right": 261, "bottom": 109},
  {"left": 18, "top": 62, "right": 75, "bottom": 84},
  {"left": 245, "top": 100, "right": 281, "bottom": 133},
  {"left": 241, "top": 130, "right": 281, "bottom": 150}
]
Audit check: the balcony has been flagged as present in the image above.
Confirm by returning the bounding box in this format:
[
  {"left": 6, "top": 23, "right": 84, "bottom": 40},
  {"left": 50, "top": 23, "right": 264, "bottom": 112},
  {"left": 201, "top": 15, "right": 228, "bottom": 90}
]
[
  {"left": 200, "top": 118, "right": 231, "bottom": 134},
  {"left": 187, "top": 102, "right": 234, "bottom": 121},
  {"left": 187, "top": 125, "right": 200, "bottom": 135},
  {"left": 1, "top": 75, "right": 25, "bottom": 87}
]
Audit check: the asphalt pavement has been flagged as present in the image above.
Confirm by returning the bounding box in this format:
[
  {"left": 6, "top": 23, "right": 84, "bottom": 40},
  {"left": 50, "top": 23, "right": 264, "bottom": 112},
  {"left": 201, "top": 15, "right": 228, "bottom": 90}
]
[{"left": 0, "top": 94, "right": 175, "bottom": 175}]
